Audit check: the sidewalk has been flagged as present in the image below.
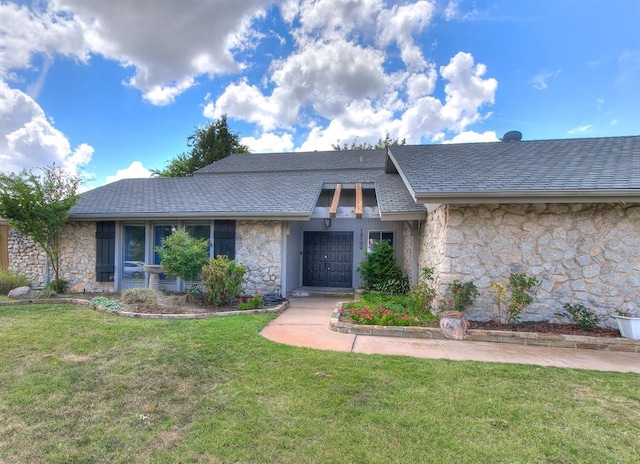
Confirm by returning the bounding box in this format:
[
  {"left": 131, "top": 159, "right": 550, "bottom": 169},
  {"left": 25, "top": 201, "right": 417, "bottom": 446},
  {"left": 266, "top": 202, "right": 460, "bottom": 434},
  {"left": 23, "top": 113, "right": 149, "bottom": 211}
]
[{"left": 260, "top": 297, "right": 640, "bottom": 374}]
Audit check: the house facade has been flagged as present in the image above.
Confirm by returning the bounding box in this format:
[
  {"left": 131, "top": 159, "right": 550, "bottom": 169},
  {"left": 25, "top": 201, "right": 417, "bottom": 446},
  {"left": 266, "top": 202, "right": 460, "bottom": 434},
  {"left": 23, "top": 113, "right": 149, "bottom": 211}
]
[{"left": 6, "top": 135, "right": 640, "bottom": 322}]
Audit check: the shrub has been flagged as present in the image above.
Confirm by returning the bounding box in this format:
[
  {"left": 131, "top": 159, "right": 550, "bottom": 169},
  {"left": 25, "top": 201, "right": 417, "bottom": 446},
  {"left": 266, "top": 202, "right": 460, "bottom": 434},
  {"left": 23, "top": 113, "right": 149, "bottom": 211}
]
[
  {"left": 559, "top": 303, "right": 604, "bottom": 330},
  {"left": 238, "top": 293, "right": 264, "bottom": 310},
  {"left": 440, "top": 280, "right": 479, "bottom": 313},
  {"left": 121, "top": 287, "right": 158, "bottom": 305},
  {"left": 90, "top": 296, "right": 121, "bottom": 312},
  {"left": 507, "top": 273, "right": 538, "bottom": 325},
  {"left": 201, "top": 256, "right": 246, "bottom": 307},
  {"left": 410, "top": 266, "right": 436, "bottom": 314},
  {"left": 0, "top": 269, "right": 29, "bottom": 295},
  {"left": 155, "top": 229, "right": 210, "bottom": 285},
  {"left": 357, "top": 240, "right": 406, "bottom": 293},
  {"left": 490, "top": 273, "right": 538, "bottom": 326},
  {"left": 45, "top": 278, "right": 69, "bottom": 294}
]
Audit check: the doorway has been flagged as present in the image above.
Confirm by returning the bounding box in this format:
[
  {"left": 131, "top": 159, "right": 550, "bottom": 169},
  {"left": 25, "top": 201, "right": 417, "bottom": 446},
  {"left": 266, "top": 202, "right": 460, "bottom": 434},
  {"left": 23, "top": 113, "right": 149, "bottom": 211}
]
[{"left": 303, "top": 231, "right": 353, "bottom": 288}]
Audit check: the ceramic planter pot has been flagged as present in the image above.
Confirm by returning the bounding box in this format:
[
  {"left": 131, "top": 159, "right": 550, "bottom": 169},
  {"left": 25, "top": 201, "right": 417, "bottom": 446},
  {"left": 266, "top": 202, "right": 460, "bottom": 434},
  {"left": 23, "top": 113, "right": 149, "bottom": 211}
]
[{"left": 613, "top": 315, "right": 640, "bottom": 340}]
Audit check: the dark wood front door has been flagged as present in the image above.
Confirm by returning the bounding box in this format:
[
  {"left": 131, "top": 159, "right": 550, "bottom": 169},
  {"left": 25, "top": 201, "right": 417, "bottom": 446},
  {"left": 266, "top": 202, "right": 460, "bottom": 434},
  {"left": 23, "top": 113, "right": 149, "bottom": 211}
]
[{"left": 303, "top": 232, "right": 353, "bottom": 288}]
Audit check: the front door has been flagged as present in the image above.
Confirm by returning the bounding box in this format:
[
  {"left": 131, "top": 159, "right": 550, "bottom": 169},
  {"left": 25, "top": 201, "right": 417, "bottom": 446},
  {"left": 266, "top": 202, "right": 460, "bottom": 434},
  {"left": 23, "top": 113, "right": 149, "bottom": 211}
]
[{"left": 303, "top": 232, "right": 353, "bottom": 288}]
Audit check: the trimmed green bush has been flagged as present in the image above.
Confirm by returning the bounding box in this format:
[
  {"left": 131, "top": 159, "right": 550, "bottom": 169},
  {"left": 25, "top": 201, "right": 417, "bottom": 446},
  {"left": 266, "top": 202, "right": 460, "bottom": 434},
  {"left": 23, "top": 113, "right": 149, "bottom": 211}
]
[
  {"left": 201, "top": 256, "right": 246, "bottom": 307},
  {"left": 357, "top": 240, "right": 406, "bottom": 293}
]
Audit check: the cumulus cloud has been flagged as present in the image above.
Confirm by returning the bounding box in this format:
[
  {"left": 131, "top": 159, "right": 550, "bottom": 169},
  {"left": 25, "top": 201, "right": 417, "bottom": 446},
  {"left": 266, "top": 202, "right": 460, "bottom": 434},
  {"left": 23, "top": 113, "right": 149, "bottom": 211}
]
[
  {"left": 241, "top": 132, "right": 295, "bottom": 153},
  {"left": 104, "top": 161, "right": 152, "bottom": 184},
  {"left": 1, "top": 0, "right": 272, "bottom": 104},
  {"left": 0, "top": 80, "right": 93, "bottom": 175},
  {"left": 0, "top": 2, "right": 89, "bottom": 79},
  {"left": 213, "top": 0, "right": 497, "bottom": 148}
]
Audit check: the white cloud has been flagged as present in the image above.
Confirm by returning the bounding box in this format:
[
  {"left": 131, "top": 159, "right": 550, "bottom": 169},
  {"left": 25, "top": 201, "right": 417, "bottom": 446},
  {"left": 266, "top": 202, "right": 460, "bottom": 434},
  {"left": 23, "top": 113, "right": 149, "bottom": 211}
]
[
  {"left": 532, "top": 69, "right": 561, "bottom": 90},
  {"left": 213, "top": 2, "right": 497, "bottom": 149},
  {"left": 441, "top": 130, "right": 499, "bottom": 144},
  {"left": 104, "top": 161, "right": 152, "bottom": 184},
  {"left": 0, "top": 80, "right": 93, "bottom": 175},
  {"left": 567, "top": 124, "right": 592, "bottom": 135},
  {"left": 3, "top": 0, "right": 272, "bottom": 104},
  {"left": 0, "top": 2, "right": 89, "bottom": 79},
  {"left": 241, "top": 132, "right": 295, "bottom": 153},
  {"left": 377, "top": 1, "right": 434, "bottom": 71},
  {"left": 439, "top": 52, "right": 498, "bottom": 130}
]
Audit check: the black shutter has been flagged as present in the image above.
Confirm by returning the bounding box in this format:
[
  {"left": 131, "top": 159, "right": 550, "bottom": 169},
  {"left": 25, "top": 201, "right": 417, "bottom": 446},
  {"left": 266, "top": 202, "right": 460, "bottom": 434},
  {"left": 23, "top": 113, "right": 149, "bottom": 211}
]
[
  {"left": 214, "top": 220, "right": 236, "bottom": 260},
  {"left": 96, "top": 221, "right": 115, "bottom": 282}
]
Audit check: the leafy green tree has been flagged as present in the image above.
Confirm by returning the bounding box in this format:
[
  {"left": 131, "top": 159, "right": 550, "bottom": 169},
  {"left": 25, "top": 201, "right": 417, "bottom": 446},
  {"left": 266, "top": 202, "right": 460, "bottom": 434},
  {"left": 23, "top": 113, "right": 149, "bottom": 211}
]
[
  {"left": 155, "top": 229, "right": 209, "bottom": 286},
  {"left": 333, "top": 133, "right": 406, "bottom": 151},
  {"left": 153, "top": 114, "right": 250, "bottom": 177},
  {"left": 0, "top": 165, "right": 80, "bottom": 293}
]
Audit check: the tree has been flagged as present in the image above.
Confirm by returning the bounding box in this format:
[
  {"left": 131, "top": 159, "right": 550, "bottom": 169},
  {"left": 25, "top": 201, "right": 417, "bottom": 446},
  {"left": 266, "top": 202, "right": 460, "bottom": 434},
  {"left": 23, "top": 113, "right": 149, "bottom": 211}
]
[
  {"left": 332, "top": 133, "right": 406, "bottom": 151},
  {"left": 154, "top": 229, "right": 209, "bottom": 287},
  {"left": 0, "top": 165, "right": 80, "bottom": 293},
  {"left": 153, "top": 114, "right": 250, "bottom": 177}
]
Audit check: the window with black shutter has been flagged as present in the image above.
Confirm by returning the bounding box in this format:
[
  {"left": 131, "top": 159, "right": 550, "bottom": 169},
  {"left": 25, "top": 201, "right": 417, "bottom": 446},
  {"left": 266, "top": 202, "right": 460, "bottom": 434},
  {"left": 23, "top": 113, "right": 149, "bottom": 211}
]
[
  {"left": 214, "top": 220, "right": 235, "bottom": 259},
  {"left": 95, "top": 221, "right": 115, "bottom": 282}
]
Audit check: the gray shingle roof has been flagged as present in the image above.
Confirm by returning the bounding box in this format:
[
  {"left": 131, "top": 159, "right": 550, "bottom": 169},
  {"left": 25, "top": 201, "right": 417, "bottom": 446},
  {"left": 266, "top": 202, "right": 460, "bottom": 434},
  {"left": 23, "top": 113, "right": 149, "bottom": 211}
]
[
  {"left": 70, "top": 170, "right": 423, "bottom": 220},
  {"left": 388, "top": 136, "right": 640, "bottom": 202},
  {"left": 194, "top": 149, "right": 386, "bottom": 174}
]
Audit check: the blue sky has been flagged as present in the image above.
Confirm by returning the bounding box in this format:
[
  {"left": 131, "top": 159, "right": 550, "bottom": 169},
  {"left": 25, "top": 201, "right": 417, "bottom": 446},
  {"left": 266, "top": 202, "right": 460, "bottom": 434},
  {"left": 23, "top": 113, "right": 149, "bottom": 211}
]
[{"left": 1, "top": 0, "right": 639, "bottom": 189}]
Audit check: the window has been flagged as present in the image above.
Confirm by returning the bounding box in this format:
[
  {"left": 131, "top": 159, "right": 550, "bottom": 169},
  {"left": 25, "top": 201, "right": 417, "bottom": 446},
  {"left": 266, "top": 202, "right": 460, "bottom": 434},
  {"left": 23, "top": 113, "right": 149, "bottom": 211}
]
[
  {"left": 186, "top": 222, "right": 211, "bottom": 257},
  {"left": 214, "top": 220, "right": 235, "bottom": 259},
  {"left": 368, "top": 231, "right": 393, "bottom": 252},
  {"left": 122, "top": 224, "right": 145, "bottom": 280},
  {"left": 154, "top": 224, "right": 176, "bottom": 280}
]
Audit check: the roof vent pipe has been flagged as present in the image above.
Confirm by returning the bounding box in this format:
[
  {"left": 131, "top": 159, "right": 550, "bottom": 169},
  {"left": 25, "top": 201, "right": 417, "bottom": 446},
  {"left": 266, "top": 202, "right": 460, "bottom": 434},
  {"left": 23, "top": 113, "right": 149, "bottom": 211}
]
[{"left": 501, "top": 130, "right": 522, "bottom": 142}]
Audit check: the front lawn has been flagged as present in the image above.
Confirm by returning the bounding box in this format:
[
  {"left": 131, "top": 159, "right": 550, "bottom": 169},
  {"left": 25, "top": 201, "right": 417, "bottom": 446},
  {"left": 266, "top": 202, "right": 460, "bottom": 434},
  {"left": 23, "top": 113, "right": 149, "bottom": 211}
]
[{"left": 1, "top": 303, "right": 639, "bottom": 463}]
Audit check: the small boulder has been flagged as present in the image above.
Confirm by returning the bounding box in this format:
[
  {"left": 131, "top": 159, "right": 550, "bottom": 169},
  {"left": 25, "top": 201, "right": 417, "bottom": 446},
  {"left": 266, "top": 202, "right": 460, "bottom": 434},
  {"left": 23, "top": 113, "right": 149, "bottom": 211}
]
[
  {"left": 70, "top": 282, "right": 86, "bottom": 293},
  {"left": 439, "top": 310, "right": 469, "bottom": 340},
  {"left": 8, "top": 286, "right": 32, "bottom": 298}
]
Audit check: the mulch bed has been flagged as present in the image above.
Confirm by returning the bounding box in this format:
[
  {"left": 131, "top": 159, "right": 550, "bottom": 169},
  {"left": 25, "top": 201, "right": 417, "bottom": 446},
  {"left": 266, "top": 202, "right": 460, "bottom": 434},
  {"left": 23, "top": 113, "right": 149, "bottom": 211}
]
[{"left": 468, "top": 320, "right": 620, "bottom": 338}]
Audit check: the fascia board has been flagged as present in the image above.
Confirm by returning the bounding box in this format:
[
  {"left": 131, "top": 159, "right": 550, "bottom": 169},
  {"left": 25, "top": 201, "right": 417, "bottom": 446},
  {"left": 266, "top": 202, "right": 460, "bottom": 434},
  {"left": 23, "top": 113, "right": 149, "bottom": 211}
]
[{"left": 414, "top": 190, "right": 640, "bottom": 204}]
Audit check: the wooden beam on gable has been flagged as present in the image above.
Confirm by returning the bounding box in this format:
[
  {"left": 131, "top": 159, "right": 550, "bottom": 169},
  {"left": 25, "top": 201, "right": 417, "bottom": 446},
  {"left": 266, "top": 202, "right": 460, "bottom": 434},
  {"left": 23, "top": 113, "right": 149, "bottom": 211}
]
[
  {"left": 355, "top": 182, "right": 363, "bottom": 219},
  {"left": 329, "top": 183, "right": 342, "bottom": 218}
]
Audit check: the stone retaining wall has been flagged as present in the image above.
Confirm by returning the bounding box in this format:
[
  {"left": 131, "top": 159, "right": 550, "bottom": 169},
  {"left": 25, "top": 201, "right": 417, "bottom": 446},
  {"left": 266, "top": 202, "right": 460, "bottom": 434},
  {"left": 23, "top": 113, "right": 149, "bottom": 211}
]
[{"left": 330, "top": 308, "right": 640, "bottom": 353}]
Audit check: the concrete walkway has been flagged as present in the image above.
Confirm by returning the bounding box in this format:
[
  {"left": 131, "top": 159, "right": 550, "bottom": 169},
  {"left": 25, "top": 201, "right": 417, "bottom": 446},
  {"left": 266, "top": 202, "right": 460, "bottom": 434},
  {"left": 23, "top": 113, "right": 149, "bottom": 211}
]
[{"left": 260, "top": 297, "right": 640, "bottom": 374}]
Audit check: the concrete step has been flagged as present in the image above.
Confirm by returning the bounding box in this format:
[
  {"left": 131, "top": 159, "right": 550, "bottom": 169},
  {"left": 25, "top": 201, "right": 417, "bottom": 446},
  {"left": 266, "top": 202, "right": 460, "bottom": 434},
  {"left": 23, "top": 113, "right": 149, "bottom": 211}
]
[{"left": 288, "top": 287, "right": 356, "bottom": 299}]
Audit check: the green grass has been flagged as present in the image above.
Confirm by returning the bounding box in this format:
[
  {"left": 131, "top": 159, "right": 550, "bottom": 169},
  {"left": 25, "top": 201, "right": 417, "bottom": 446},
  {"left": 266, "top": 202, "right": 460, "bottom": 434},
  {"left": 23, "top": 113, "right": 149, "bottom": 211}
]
[{"left": 1, "top": 304, "right": 639, "bottom": 463}]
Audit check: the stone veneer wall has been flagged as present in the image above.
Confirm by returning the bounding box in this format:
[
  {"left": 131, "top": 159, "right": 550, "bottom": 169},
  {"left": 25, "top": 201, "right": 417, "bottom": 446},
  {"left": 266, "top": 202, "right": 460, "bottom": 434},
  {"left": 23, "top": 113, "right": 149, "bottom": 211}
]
[
  {"left": 8, "top": 227, "right": 46, "bottom": 287},
  {"left": 8, "top": 222, "right": 114, "bottom": 293},
  {"left": 419, "top": 203, "right": 640, "bottom": 326},
  {"left": 419, "top": 205, "right": 448, "bottom": 285},
  {"left": 236, "top": 220, "right": 282, "bottom": 293},
  {"left": 58, "top": 222, "right": 114, "bottom": 293}
]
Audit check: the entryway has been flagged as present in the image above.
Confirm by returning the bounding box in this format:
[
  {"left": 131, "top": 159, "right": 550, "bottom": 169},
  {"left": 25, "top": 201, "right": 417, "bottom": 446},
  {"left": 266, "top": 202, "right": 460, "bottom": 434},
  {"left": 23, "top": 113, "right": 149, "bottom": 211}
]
[{"left": 303, "top": 232, "right": 353, "bottom": 288}]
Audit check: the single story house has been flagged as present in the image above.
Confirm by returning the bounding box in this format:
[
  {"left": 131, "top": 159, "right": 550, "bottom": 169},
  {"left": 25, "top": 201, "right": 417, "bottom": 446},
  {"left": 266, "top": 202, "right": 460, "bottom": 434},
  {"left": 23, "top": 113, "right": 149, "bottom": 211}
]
[{"left": 5, "top": 135, "right": 640, "bottom": 322}]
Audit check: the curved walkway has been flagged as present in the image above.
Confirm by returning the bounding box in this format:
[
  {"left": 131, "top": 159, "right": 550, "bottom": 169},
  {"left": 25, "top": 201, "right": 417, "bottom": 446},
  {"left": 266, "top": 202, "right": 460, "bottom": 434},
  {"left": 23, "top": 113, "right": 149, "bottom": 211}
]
[{"left": 260, "top": 297, "right": 640, "bottom": 374}]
